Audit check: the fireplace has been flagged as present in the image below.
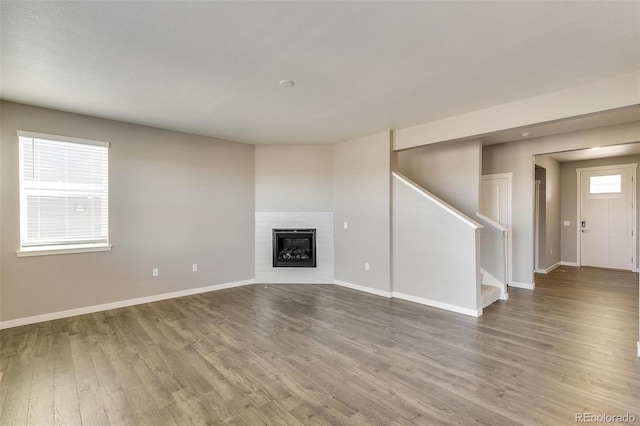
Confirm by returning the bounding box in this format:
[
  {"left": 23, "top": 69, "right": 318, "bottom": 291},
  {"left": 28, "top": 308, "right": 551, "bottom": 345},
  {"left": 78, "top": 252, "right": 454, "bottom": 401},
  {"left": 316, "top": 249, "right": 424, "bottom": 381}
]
[{"left": 272, "top": 229, "right": 316, "bottom": 267}]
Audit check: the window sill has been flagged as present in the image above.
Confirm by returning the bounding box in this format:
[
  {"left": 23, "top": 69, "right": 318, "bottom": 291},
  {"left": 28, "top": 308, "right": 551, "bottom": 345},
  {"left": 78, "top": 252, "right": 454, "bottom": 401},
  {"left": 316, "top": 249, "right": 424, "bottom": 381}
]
[{"left": 16, "top": 244, "right": 112, "bottom": 258}]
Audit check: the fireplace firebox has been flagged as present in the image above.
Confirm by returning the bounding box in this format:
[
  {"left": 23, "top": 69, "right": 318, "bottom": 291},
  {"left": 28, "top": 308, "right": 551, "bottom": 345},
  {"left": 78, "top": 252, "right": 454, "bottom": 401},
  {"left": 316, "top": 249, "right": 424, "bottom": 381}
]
[{"left": 272, "top": 229, "right": 316, "bottom": 267}]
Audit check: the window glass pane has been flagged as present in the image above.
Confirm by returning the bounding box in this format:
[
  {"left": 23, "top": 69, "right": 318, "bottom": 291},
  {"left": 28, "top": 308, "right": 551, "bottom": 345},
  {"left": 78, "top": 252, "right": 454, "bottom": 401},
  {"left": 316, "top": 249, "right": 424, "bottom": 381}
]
[
  {"left": 590, "top": 174, "right": 621, "bottom": 194},
  {"left": 19, "top": 134, "right": 109, "bottom": 248}
]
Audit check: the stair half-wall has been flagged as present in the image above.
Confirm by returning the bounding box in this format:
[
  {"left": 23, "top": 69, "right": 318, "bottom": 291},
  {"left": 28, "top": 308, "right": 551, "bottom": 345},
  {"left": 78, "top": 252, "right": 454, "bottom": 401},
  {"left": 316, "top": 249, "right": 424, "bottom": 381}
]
[{"left": 392, "top": 172, "right": 483, "bottom": 317}]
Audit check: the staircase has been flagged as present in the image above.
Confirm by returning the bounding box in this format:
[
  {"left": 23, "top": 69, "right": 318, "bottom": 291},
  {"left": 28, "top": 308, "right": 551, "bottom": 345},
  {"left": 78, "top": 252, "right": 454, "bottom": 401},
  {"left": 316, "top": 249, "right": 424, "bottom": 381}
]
[
  {"left": 391, "top": 172, "right": 508, "bottom": 316},
  {"left": 481, "top": 284, "right": 501, "bottom": 308},
  {"left": 476, "top": 212, "right": 509, "bottom": 309}
]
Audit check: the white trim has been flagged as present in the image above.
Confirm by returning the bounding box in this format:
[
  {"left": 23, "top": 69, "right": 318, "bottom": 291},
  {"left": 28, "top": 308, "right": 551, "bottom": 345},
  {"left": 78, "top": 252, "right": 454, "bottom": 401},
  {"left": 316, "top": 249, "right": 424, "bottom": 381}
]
[
  {"left": 334, "top": 280, "right": 392, "bottom": 298},
  {"left": 534, "top": 179, "right": 541, "bottom": 272},
  {"left": 637, "top": 341, "right": 640, "bottom": 358},
  {"left": 475, "top": 212, "right": 508, "bottom": 232},
  {"left": 256, "top": 280, "right": 334, "bottom": 285},
  {"left": 509, "top": 281, "right": 535, "bottom": 290},
  {"left": 575, "top": 163, "right": 638, "bottom": 173},
  {"left": 392, "top": 172, "right": 482, "bottom": 229},
  {"left": 561, "top": 261, "right": 579, "bottom": 267},
  {"left": 576, "top": 163, "right": 637, "bottom": 271},
  {"left": 18, "top": 130, "right": 110, "bottom": 148},
  {"left": 547, "top": 262, "right": 560, "bottom": 273},
  {"left": 391, "top": 291, "right": 482, "bottom": 317},
  {"left": 534, "top": 262, "right": 561, "bottom": 274},
  {"left": 17, "top": 244, "right": 112, "bottom": 257},
  {"left": 481, "top": 173, "right": 513, "bottom": 285},
  {"left": 482, "top": 172, "right": 513, "bottom": 180},
  {"left": 0, "top": 279, "right": 255, "bottom": 330}
]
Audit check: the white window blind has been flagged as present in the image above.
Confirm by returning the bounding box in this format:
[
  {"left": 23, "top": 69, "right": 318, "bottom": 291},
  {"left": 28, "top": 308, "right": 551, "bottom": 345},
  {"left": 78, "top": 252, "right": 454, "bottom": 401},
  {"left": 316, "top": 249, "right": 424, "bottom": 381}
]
[{"left": 18, "top": 132, "right": 109, "bottom": 250}]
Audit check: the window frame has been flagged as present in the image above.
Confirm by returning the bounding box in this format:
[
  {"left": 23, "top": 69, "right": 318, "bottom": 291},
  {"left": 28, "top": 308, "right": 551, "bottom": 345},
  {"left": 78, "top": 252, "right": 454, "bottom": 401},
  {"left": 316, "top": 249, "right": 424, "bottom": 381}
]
[
  {"left": 589, "top": 174, "right": 622, "bottom": 194},
  {"left": 16, "top": 131, "right": 112, "bottom": 257}
]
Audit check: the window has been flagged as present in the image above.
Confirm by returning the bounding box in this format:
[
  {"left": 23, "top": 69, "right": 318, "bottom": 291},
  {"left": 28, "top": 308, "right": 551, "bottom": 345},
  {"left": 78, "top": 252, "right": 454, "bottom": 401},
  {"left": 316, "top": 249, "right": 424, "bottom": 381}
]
[
  {"left": 590, "top": 174, "right": 622, "bottom": 194},
  {"left": 17, "top": 131, "right": 111, "bottom": 256}
]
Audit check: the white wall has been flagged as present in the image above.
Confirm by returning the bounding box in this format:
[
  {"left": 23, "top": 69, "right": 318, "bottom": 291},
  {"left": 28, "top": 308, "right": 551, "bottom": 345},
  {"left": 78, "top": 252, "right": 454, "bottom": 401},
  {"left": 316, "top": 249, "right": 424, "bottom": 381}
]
[
  {"left": 1, "top": 101, "right": 256, "bottom": 323},
  {"left": 396, "top": 139, "right": 481, "bottom": 218},
  {"left": 483, "top": 122, "right": 640, "bottom": 286},
  {"left": 334, "top": 132, "right": 391, "bottom": 293}
]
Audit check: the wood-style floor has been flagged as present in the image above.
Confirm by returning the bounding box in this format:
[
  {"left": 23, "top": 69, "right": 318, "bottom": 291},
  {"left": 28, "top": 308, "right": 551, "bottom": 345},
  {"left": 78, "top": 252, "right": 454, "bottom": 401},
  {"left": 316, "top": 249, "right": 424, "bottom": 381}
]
[{"left": 1, "top": 266, "right": 638, "bottom": 425}]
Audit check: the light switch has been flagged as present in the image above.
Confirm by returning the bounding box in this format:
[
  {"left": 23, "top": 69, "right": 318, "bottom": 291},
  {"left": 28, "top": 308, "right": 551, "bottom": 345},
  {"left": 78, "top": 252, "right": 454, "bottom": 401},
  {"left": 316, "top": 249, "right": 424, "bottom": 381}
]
[
  {"left": 344, "top": 222, "right": 348, "bottom": 229},
  {"left": 563, "top": 221, "right": 571, "bottom": 226}
]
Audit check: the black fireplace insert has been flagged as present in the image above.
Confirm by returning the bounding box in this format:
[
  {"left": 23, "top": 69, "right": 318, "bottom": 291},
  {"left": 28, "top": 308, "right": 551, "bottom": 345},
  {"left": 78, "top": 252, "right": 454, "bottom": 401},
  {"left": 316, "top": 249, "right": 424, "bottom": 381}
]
[{"left": 272, "top": 229, "right": 316, "bottom": 267}]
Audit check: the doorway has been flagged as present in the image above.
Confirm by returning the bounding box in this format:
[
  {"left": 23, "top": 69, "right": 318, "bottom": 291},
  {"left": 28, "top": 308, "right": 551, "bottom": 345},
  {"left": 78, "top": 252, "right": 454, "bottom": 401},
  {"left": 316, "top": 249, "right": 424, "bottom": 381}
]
[
  {"left": 480, "top": 173, "right": 513, "bottom": 284},
  {"left": 577, "top": 164, "right": 637, "bottom": 270},
  {"left": 534, "top": 166, "right": 546, "bottom": 272}
]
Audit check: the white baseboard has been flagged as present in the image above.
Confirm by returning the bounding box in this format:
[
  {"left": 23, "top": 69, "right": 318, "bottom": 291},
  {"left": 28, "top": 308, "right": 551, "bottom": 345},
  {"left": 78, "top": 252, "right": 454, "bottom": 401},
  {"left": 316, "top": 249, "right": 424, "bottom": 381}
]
[
  {"left": 334, "top": 280, "right": 391, "bottom": 298},
  {"left": 561, "top": 261, "right": 579, "bottom": 267},
  {"left": 546, "top": 262, "right": 561, "bottom": 273},
  {"left": 0, "top": 279, "right": 255, "bottom": 330},
  {"left": 509, "top": 281, "right": 535, "bottom": 290},
  {"left": 534, "top": 262, "right": 561, "bottom": 275},
  {"left": 391, "top": 291, "right": 482, "bottom": 317},
  {"left": 638, "top": 341, "right": 640, "bottom": 358},
  {"left": 254, "top": 279, "right": 335, "bottom": 285}
]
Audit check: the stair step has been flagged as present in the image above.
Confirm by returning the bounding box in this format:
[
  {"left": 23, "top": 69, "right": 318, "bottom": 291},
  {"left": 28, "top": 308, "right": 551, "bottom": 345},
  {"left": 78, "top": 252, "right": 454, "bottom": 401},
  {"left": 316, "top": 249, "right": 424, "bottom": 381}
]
[{"left": 481, "top": 285, "right": 501, "bottom": 308}]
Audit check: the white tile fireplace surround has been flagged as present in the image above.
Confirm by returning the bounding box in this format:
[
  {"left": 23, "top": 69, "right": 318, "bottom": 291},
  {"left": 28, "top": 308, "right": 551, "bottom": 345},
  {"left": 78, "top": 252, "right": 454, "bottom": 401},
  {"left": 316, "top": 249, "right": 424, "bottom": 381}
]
[{"left": 255, "top": 212, "right": 334, "bottom": 284}]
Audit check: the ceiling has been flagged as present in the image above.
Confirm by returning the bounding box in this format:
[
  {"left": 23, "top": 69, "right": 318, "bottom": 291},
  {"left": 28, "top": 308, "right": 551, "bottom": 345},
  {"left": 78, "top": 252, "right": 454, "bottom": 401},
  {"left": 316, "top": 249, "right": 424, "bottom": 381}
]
[
  {"left": 542, "top": 141, "right": 640, "bottom": 163},
  {"left": 1, "top": 1, "right": 639, "bottom": 145},
  {"left": 481, "top": 106, "right": 640, "bottom": 146}
]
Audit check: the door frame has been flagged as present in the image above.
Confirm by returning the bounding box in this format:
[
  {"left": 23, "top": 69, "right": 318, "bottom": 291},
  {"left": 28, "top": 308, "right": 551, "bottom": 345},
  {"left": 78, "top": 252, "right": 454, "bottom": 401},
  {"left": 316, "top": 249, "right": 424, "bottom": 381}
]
[
  {"left": 576, "top": 163, "right": 637, "bottom": 271},
  {"left": 481, "top": 172, "right": 513, "bottom": 284},
  {"left": 534, "top": 179, "right": 541, "bottom": 271}
]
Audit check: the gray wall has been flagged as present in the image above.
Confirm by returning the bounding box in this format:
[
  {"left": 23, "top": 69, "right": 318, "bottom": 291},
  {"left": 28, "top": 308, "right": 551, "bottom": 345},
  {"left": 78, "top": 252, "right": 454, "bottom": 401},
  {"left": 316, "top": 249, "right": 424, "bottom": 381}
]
[
  {"left": 560, "top": 154, "right": 640, "bottom": 268},
  {"left": 483, "top": 122, "right": 640, "bottom": 285},
  {"left": 392, "top": 174, "right": 480, "bottom": 314},
  {"left": 535, "top": 156, "right": 561, "bottom": 269},
  {"left": 334, "top": 132, "right": 391, "bottom": 292},
  {"left": 396, "top": 139, "right": 481, "bottom": 218},
  {"left": 254, "top": 145, "right": 333, "bottom": 212},
  {"left": 1, "top": 101, "right": 255, "bottom": 322}
]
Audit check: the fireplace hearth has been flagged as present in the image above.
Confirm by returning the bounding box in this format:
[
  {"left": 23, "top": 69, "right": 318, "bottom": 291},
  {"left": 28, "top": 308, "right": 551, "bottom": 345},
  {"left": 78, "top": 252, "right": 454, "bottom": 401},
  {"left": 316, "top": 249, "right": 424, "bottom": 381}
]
[{"left": 273, "top": 229, "right": 316, "bottom": 267}]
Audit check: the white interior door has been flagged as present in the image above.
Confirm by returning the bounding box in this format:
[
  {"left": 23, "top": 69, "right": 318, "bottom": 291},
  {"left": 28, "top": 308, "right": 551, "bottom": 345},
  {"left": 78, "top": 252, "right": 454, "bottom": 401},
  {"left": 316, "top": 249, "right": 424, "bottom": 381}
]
[
  {"left": 579, "top": 165, "right": 636, "bottom": 270},
  {"left": 481, "top": 173, "right": 512, "bottom": 283}
]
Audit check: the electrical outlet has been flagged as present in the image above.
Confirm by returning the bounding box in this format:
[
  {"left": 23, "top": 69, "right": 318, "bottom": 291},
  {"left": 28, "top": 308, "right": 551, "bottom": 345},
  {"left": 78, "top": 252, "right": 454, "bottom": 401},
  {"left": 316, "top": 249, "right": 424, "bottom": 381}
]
[
  {"left": 344, "top": 222, "right": 348, "bottom": 229},
  {"left": 192, "top": 264, "right": 198, "bottom": 272},
  {"left": 563, "top": 221, "right": 571, "bottom": 226},
  {"left": 550, "top": 249, "right": 553, "bottom": 254},
  {"left": 365, "top": 262, "right": 370, "bottom": 271},
  {"left": 152, "top": 268, "right": 159, "bottom": 277}
]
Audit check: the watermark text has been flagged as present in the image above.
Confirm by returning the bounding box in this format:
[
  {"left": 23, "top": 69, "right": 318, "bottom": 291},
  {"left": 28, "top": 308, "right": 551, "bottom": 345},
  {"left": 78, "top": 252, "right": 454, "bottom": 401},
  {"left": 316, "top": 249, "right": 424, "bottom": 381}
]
[{"left": 576, "top": 413, "right": 637, "bottom": 424}]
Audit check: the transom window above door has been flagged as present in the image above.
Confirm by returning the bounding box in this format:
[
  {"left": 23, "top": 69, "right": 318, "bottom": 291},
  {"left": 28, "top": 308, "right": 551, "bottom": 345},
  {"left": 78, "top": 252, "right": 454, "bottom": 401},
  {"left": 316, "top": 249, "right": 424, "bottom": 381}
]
[{"left": 589, "top": 174, "right": 621, "bottom": 194}]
